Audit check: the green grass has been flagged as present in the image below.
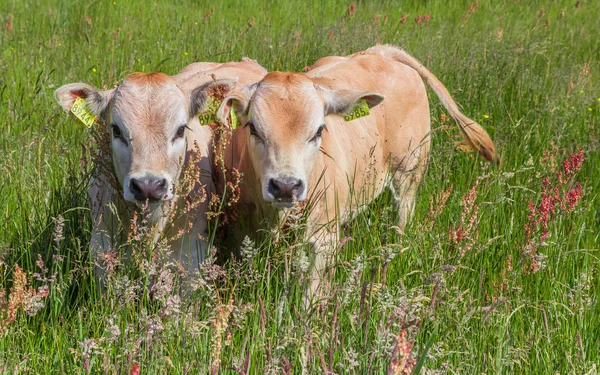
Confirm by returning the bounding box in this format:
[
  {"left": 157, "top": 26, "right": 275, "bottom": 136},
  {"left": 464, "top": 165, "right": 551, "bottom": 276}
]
[{"left": 1, "top": 0, "right": 599, "bottom": 373}]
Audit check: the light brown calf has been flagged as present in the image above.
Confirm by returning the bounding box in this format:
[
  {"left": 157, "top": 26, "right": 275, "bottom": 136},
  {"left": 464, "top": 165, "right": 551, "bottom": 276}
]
[
  {"left": 217, "top": 45, "right": 497, "bottom": 294},
  {"left": 54, "top": 59, "right": 267, "bottom": 283}
]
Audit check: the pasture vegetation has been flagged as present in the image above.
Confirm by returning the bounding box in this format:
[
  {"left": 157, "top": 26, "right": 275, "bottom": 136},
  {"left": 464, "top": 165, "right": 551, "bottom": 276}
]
[{"left": 0, "top": 0, "right": 598, "bottom": 373}]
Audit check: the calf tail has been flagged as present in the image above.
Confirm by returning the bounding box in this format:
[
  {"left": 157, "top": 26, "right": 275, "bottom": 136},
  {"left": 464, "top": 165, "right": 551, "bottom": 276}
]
[{"left": 368, "top": 45, "right": 500, "bottom": 165}]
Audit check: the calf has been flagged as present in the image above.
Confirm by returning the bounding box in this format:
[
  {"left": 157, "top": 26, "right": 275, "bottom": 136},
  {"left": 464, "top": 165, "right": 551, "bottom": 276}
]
[
  {"left": 217, "top": 45, "right": 498, "bottom": 294},
  {"left": 54, "top": 58, "right": 267, "bottom": 283}
]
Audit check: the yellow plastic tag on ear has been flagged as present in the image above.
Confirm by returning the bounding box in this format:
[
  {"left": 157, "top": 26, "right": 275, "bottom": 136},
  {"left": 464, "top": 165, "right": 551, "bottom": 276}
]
[
  {"left": 70, "top": 97, "right": 97, "bottom": 128},
  {"left": 230, "top": 108, "right": 239, "bottom": 129},
  {"left": 343, "top": 99, "right": 370, "bottom": 122},
  {"left": 198, "top": 112, "right": 216, "bottom": 126}
]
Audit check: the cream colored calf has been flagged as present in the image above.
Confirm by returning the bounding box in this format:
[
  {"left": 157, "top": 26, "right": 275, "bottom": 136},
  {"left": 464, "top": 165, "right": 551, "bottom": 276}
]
[
  {"left": 55, "top": 59, "right": 266, "bottom": 283},
  {"left": 217, "top": 45, "right": 498, "bottom": 294}
]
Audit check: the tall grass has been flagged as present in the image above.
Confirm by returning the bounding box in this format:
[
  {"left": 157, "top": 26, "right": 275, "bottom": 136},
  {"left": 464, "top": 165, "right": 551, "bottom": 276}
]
[{"left": 1, "top": 0, "right": 598, "bottom": 373}]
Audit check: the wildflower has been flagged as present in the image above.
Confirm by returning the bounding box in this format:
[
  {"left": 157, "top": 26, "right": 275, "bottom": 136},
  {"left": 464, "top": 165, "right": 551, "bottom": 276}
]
[
  {"left": 23, "top": 287, "right": 47, "bottom": 316},
  {"left": 79, "top": 338, "right": 102, "bottom": 372},
  {"left": 483, "top": 114, "right": 490, "bottom": 119},
  {"left": 159, "top": 295, "right": 181, "bottom": 318},
  {"left": 387, "top": 330, "right": 416, "bottom": 374},
  {"left": 1, "top": 264, "right": 53, "bottom": 332},
  {"left": 449, "top": 180, "right": 480, "bottom": 256},
  {"left": 210, "top": 299, "right": 234, "bottom": 374},
  {"left": 425, "top": 185, "right": 452, "bottom": 230},
  {"left": 565, "top": 182, "right": 583, "bottom": 211},
  {"left": 151, "top": 267, "right": 174, "bottom": 302},
  {"left": 240, "top": 236, "right": 257, "bottom": 260},
  {"left": 293, "top": 250, "right": 310, "bottom": 274},
  {"left": 347, "top": 3, "right": 356, "bottom": 16},
  {"left": 52, "top": 215, "right": 65, "bottom": 245},
  {"left": 112, "top": 275, "right": 139, "bottom": 307},
  {"left": 521, "top": 148, "right": 585, "bottom": 273},
  {"left": 145, "top": 316, "right": 164, "bottom": 342},
  {"left": 105, "top": 316, "right": 121, "bottom": 343}
]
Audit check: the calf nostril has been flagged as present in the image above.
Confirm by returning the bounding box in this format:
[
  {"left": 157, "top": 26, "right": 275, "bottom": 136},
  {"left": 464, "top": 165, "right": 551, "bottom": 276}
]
[
  {"left": 292, "top": 180, "right": 304, "bottom": 196},
  {"left": 268, "top": 179, "right": 280, "bottom": 195},
  {"left": 153, "top": 179, "right": 167, "bottom": 198},
  {"left": 130, "top": 179, "right": 143, "bottom": 197}
]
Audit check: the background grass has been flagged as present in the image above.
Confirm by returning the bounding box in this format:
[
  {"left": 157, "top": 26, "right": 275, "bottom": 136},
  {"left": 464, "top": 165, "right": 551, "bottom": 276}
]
[{"left": 0, "top": 0, "right": 599, "bottom": 373}]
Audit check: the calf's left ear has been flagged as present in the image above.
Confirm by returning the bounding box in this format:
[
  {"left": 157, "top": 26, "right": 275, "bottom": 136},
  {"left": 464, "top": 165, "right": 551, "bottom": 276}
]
[
  {"left": 216, "top": 82, "right": 258, "bottom": 128},
  {"left": 319, "top": 87, "right": 385, "bottom": 116},
  {"left": 188, "top": 78, "right": 238, "bottom": 119}
]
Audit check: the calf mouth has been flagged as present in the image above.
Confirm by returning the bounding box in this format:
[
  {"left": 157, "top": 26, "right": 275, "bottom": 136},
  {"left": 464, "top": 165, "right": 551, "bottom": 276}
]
[
  {"left": 271, "top": 199, "right": 294, "bottom": 209},
  {"left": 268, "top": 197, "right": 306, "bottom": 209}
]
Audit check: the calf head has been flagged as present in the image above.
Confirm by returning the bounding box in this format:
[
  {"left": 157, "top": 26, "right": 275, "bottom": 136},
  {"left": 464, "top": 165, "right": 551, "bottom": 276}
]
[
  {"left": 56, "top": 73, "right": 233, "bottom": 212},
  {"left": 217, "top": 72, "right": 384, "bottom": 208}
]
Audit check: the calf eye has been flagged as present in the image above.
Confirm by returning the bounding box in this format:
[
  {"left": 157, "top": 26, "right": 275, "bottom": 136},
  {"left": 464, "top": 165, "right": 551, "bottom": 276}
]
[
  {"left": 111, "top": 124, "right": 129, "bottom": 145},
  {"left": 175, "top": 125, "right": 186, "bottom": 139},
  {"left": 247, "top": 121, "right": 262, "bottom": 141},
  {"left": 111, "top": 125, "right": 122, "bottom": 138},
  {"left": 310, "top": 124, "right": 326, "bottom": 143}
]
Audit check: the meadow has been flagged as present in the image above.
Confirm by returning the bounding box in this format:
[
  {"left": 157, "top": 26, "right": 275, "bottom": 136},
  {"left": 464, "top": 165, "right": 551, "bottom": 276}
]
[{"left": 0, "top": 0, "right": 599, "bottom": 373}]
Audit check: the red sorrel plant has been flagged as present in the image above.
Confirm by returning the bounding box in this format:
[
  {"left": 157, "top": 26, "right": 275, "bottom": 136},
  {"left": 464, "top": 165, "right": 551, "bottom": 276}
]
[
  {"left": 520, "top": 148, "right": 584, "bottom": 274},
  {"left": 200, "top": 89, "right": 243, "bottom": 227},
  {"left": 449, "top": 179, "right": 481, "bottom": 257},
  {"left": 425, "top": 184, "right": 453, "bottom": 232},
  {"left": 0, "top": 264, "right": 52, "bottom": 334}
]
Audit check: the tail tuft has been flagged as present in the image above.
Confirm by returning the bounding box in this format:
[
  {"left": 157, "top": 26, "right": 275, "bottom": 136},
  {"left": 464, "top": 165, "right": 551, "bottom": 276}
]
[{"left": 368, "top": 45, "right": 499, "bottom": 165}]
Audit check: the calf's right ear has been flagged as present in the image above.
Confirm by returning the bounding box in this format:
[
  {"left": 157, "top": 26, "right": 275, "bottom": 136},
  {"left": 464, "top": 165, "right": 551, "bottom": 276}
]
[{"left": 54, "top": 83, "right": 113, "bottom": 117}]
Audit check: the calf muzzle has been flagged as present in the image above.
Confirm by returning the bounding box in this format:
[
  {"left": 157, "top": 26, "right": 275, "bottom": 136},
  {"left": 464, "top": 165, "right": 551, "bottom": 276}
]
[
  {"left": 130, "top": 177, "right": 167, "bottom": 202},
  {"left": 268, "top": 177, "right": 304, "bottom": 202}
]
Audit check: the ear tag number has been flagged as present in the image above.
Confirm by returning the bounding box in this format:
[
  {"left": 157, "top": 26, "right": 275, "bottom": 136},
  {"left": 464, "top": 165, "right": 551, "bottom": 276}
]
[
  {"left": 343, "top": 99, "right": 371, "bottom": 122},
  {"left": 70, "top": 97, "right": 97, "bottom": 128},
  {"left": 230, "top": 108, "right": 240, "bottom": 129},
  {"left": 198, "top": 112, "right": 216, "bottom": 125}
]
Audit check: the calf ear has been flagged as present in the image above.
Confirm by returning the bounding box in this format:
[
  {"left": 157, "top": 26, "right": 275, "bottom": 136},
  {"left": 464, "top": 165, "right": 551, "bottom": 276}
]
[
  {"left": 216, "top": 82, "right": 258, "bottom": 127},
  {"left": 188, "top": 78, "right": 238, "bottom": 118},
  {"left": 319, "top": 87, "right": 385, "bottom": 116},
  {"left": 54, "top": 83, "right": 113, "bottom": 117}
]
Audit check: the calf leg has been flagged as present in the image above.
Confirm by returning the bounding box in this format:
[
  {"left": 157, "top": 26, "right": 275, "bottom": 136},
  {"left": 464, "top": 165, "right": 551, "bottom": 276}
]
[
  {"left": 305, "top": 229, "right": 337, "bottom": 306},
  {"left": 391, "top": 140, "right": 430, "bottom": 231},
  {"left": 89, "top": 179, "right": 121, "bottom": 289}
]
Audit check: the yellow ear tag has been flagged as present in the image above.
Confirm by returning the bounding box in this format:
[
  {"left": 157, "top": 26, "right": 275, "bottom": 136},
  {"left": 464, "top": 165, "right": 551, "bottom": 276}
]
[
  {"left": 198, "top": 112, "right": 216, "bottom": 126},
  {"left": 343, "top": 99, "right": 370, "bottom": 122},
  {"left": 230, "top": 108, "right": 239, "bottom": 129},
  {"left": 70, "top": 97, "right": 97, "bottom": 128}
]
